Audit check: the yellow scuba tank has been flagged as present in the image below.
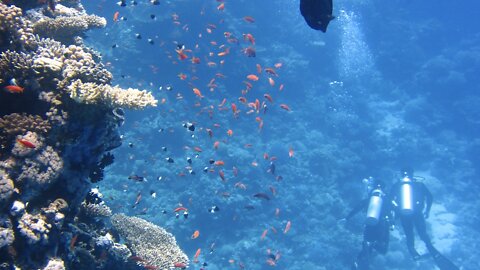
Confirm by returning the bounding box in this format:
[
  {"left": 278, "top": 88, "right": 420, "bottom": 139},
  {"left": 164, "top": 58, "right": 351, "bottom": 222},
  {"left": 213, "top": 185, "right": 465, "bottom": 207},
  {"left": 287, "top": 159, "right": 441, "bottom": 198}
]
[
  {"left": 399, "top": 176, "right": 414, "bottom": 215},
  {"left": 366, "top": 188, "right": 384, "bottom": 225}
]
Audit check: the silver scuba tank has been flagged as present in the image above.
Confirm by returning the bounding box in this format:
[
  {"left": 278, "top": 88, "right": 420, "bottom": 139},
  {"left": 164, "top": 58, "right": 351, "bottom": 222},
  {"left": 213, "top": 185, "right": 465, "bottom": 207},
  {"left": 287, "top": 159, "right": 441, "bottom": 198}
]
[
  {"left": 366, "top": 188, "right": 384, "bottom": 225},
  {"left": 399, "top": 177, "right": 414, "bottom": 215}
]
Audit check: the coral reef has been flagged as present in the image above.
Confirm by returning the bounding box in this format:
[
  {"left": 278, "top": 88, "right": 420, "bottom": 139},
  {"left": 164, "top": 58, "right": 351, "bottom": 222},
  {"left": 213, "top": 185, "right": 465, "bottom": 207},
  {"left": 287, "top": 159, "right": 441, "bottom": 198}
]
[
  {"left": 0, "top": 0, "right": 160, "bottom": 269},
  {"left": 111, "top": 214, "right": 190, "bottom": 269}
]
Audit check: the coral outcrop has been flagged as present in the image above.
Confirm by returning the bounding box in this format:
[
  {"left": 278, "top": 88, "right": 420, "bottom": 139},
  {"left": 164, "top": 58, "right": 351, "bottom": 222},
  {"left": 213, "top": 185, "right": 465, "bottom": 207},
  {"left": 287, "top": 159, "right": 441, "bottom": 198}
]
[
  {"left": 111, "top": 214, "right": 190, "bottom": 269},
  {"left": 0, "top": 0, "right": 165, "bottom": 269}
]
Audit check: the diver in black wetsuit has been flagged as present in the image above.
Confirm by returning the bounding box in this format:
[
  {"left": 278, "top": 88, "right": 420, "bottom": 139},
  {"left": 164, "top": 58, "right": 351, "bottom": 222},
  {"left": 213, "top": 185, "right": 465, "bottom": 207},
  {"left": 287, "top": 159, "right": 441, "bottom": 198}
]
[
  {"left": 346, "top": 178, "right": 393, "bottom": 270},
  {"left": 390, "top": 168, "right": 459, "bottom": 270}
]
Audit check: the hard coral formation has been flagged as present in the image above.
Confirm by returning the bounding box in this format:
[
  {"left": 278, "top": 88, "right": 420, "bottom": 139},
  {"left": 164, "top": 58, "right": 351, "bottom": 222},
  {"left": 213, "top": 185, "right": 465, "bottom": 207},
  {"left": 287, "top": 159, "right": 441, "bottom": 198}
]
[
  {"left": 17, "top": 212, "right": 51, "bottom": 245},
  {"left": 0, "top": 170, "right": 15, "bottom": 205},
  {"left": 68, "top": 79, "right": 158, "bottom": 109},
  {"left": 0, "top": 0, "right": 157, "bottom": 268},
  {"left": 33, "top": 14, "right": 106, "bottom": 43},
  {"left": 111, "top": 214, "right": 189, "bottom": 269}
]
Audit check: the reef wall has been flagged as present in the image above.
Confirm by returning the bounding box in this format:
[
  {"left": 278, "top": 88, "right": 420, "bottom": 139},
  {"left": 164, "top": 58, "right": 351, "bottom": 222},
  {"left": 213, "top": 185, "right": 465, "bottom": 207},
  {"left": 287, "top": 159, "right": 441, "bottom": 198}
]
[{"left": 0, "top": 1, "right": 186, "bottom": 269}]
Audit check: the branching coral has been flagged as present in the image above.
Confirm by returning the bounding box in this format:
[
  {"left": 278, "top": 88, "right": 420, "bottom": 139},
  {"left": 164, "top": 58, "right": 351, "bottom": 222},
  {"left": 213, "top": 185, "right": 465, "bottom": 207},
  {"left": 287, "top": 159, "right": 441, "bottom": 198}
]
[
  {"left": 33, "top": 14, "right": 106, "bottom": 43},
  {"left": 0, "top": 113, "right": 51, "bottom": 137},
  {"left": 0, "top": 50, "right": 34, "bottom": 83},
  {"left": 67, "top": 79, "right": 158, "bottom": 109},
  {"left": 0, "top": 216, "right": 14, "bottom": 249},
  {"left": 80, "top": 201, "right": 112, "bottom": 218},
  {"left": 111, "top": 214, "right": 189, "bottom": 269},
  {"left": 42, "top": 258, "right": 65, "bottom": 270}
]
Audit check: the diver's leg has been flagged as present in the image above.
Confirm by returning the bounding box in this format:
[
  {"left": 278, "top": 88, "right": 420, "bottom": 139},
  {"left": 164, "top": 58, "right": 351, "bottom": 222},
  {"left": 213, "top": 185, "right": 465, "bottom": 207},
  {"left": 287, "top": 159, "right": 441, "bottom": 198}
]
[
  {"left": 401, "top": 216, "right": 420, "bottom": 259},
  {"left": 375, "top": 221, "right": 390, "bottom": 254},
  {"left": 352, "top": 227, "right": 375, "bottom": 270},
  {"left": 415, "top": 215, "right": 435, "bottom": 253}
]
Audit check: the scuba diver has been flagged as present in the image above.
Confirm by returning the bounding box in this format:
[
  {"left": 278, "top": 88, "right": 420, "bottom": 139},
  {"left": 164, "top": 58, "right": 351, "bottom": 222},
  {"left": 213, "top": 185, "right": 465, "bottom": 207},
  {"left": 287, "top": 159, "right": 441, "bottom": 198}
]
[
  {"left": 390, "top": 168, "right": 459, "bottom": 270},
  {"left": 345, "top": 177, "right": 393, "bottom": 270}
]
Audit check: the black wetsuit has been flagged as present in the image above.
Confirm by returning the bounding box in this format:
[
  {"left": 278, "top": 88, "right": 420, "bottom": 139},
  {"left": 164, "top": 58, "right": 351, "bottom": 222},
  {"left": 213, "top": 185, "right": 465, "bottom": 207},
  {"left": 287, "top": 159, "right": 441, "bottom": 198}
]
[
  {"left": 390, "top": 180, "right": 434, "bottom": 258},
  {"left": 347, "top": 192, "right": 392, "bottom": 270}
]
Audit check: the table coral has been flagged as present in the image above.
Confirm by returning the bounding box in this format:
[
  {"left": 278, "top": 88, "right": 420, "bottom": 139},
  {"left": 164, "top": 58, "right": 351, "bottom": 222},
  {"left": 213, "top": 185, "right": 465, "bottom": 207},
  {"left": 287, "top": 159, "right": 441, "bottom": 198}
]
[
  {"left": 33, "top": 14, "right": 106, "bottom": 43},
  {"left": 67, "top": 79, "right": 158, "bottom": 109},
  {"left": 111, "top": 214, "right": 189, "bottom": 270}
]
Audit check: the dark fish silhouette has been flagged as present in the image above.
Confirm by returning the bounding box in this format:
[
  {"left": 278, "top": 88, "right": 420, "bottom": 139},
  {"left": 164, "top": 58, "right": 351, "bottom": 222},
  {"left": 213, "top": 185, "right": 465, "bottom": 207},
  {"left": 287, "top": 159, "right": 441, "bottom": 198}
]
[{"left": 300, "top": 0, "right": 334, "bottom": 32}]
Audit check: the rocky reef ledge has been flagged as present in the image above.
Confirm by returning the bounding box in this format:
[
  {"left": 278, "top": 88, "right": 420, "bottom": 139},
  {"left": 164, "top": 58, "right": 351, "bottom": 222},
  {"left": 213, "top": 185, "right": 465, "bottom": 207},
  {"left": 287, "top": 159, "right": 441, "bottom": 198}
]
[{"left": 0, "top": 0, "right": 187, "bottom": 269}]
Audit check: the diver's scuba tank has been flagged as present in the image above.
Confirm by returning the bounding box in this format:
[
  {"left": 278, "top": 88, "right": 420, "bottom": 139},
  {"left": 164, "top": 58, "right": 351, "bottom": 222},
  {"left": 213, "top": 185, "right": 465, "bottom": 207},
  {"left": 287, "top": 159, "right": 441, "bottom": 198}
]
[
  {"left": 399, "top": 176, "right": 414, "bottom": 215},
  {"left": 366, "top": 187, "right": 384, "bottom": 225}
]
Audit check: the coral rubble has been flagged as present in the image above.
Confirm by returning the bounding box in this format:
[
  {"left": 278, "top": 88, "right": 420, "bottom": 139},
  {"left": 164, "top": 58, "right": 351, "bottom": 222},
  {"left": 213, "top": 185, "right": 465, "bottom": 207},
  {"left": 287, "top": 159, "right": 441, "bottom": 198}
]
[{"left": 0, "top": 0, "right": 169, "bottom": 269}]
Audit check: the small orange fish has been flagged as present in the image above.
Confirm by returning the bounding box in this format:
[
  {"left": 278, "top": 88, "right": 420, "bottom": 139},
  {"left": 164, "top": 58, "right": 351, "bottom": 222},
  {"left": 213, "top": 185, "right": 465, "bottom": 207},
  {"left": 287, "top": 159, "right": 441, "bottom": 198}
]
[
  {"left": 219, "top": 170, "right": 225, "bottom": 181},
  {"left": 4, "top": 85, "right": 24, "bottom": 94},
  {"left": 256, "top": 64, "right": 262, "bottom": 74},
  {"left": 16, "top": 138, "right": 36, "bottom": 149},
  {"left": 217, "top": 2, "right": 225, "bottom": 11},
  {"left": 191, "top": 230, "right": 200, "bottom": 239},
  {"left": 279, "top": 84, "right": 284, "bottom": 91},
  {"left": 246, "top": 74, "right": 259, "bottom": 81},
  {"left": 191, "top": 57, "right": 201, "bottom": 64},
  {"left": 264, "top": 94, "right": 273, "bottom": 103},
  {"left": 227, "top": 129, "right": 233, "bottom": 136},
  {"left": 213, "top": 141, "right": 220, "bottom": 149},
  {"left": 231, "top": 103, "right": 237, "bottom": 116},
  {"left": 113, "top": 11, "right": 120, "bottom": 22},
  {"left": 265, "top": 68, "right": 278, "bottom": 77},
  {"left": 280, "top": 104, "right": 291, "bottom": 111},
  {"left": 193, "top": 248, "right": 201, "bottom": 263},
  {"left": 288, "top": 147, "right": 294, "bottom": 158},
  {"left": 243, "top": 16, "right": 255, "bottom": 23},
  {"left": 193, "top": 88, "right": 203, "bottom": 98},
  {"left": 284, "top": 221, "right": 291, "bottom": 234},
  {"left": 261, "top": 229, "right": 268, "bottom": 240},
  {"left": 274, "top": 62, "right": 283, "bottom": 68},
  {"left": 243, "top": 33, "right": 255, "bottom": 45},
  {"left": 214, "top": 160, "right": 225, "bottom": 166},
  {"left": 268, "top": 77, "right": 275, "bottom": 86},
  {"left": 176, "top": 49, "right": 188, "bottom": 60}
]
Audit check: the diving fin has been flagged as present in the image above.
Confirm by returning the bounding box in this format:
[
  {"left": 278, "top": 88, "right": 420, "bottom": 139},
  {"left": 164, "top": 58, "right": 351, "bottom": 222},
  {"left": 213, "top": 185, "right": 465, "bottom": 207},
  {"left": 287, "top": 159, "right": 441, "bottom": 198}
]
[{"left": 430, "top": 248, "right": 460, "bottom": 270}]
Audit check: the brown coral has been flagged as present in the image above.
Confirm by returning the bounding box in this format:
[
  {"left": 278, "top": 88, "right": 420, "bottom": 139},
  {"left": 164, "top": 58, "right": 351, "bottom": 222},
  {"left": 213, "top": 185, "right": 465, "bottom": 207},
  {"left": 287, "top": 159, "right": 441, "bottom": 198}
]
[
  {"left": 0, "top": 169, "right": 15, "bottom": 205},
  {"left": 111, "top": 214, "right": 189, "bottom": 270},
  {"left": 17, "top": 212, "right": 51, "bottom": 245},
  {"left": 0, "top": 2, "right": 37, "bottom": 50},
  {"left": 33, "top": 14, "right": 106, "bottom": 43},
  {"left": 67, "top": 80, "right": 158, "bottom": 109}
]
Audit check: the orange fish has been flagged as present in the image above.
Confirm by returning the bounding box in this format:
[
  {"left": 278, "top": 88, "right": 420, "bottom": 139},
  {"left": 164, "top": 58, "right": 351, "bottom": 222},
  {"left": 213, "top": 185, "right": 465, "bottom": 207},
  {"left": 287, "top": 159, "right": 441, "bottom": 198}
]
[
  {"left": 191, "top": 230, "right": 200, "bottom": 239},
  {"left": 264, "top": 94, "right": 273, "bottom": 103},
  {"left": 288, "top": 147, "right": 294, "bottom": 158},
  {"left": 274, "top": 62, "right": 283, "bottom": 68},
  {"left": 275, "top": 208, "right": 280, "bottom": 217},
  {"left": 263, "top": 153, "right": 269, "bottom": 160},
  {"left": 243, "top": 33, "right": 255, "bottom": 45},
  {"left": 265, "top": 68, "right": 278, "bottom": 76},
  {"left": 243, "top": 16, "right": 255, "bottom": 23},
  {"left": 16, "top": 138, "right": 36, "bottom": 149},
  {"left": 4, "top": 85, "right": 24, "bottom": 94},
  {"left": 193, "top": 248, "right": 201, "bottom": 263},
  {"left": 219, "top": 170, "right": 225, "bottom": 181},
  {"left": 191, "top": 57, "right": 201, "bottom": 64},
  {"left": 193, "top": 88, "right": 203, "bottom": 98},
  {"left": 261, "top": 229, "right": 268, "bottom": 240},
  {"left": 227, "top": 129, "right": 233, "bottom": 136},
  {"left": 256, "top": 64, "right": 262, "bottom": 74},
  {"left": 176, "top": 49, "right": 188, "bottom": 60},
  {"left": 231, "top": 103, "right": 237, "bottom": 116},
  {"left": 279, "top": 84, "right": 284, "bottom": 91},
  {"left": 246, "top": 74, "right": 259, "bottom": 81},
  {"left": 113, "top": 11, "right": 120, "bottom": 22},
  {"left": 213, "top": 141, "right": 220, "bottom": 149},
  {"left": 268, "top": 77, "right": 275, "bottom": 86},
  {"left": 284, "top": 221, "right": 291, "bottom": 234},
  {"left": 217, "top": 2, "right": 225, "bottom": 11},
  {"left": 214, "top": 160, "right": 225, "bottom": 166},
  {"left": 218, "top": 98, "right": 227, "bottom": 107},
  {"left": 279, "top": 104, "right": 290, "bottom": 111}
]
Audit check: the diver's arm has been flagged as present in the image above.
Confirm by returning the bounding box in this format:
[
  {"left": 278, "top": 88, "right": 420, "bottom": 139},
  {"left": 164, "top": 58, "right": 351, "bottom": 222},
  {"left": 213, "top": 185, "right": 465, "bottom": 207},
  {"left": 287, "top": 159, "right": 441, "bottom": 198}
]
[
  {"left": 423, "top": 183, "right": 433, "bottom": 219},
  {"left": 346, "top": 198, "right": 368, "bottom": 220}
]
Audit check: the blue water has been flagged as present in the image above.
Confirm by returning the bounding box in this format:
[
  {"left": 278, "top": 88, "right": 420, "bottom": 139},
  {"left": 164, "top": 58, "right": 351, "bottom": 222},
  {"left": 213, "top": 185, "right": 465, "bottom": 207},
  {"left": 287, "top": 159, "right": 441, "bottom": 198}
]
[{"left": 82, "top": 1, "right": 480, "bottom": 269}]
